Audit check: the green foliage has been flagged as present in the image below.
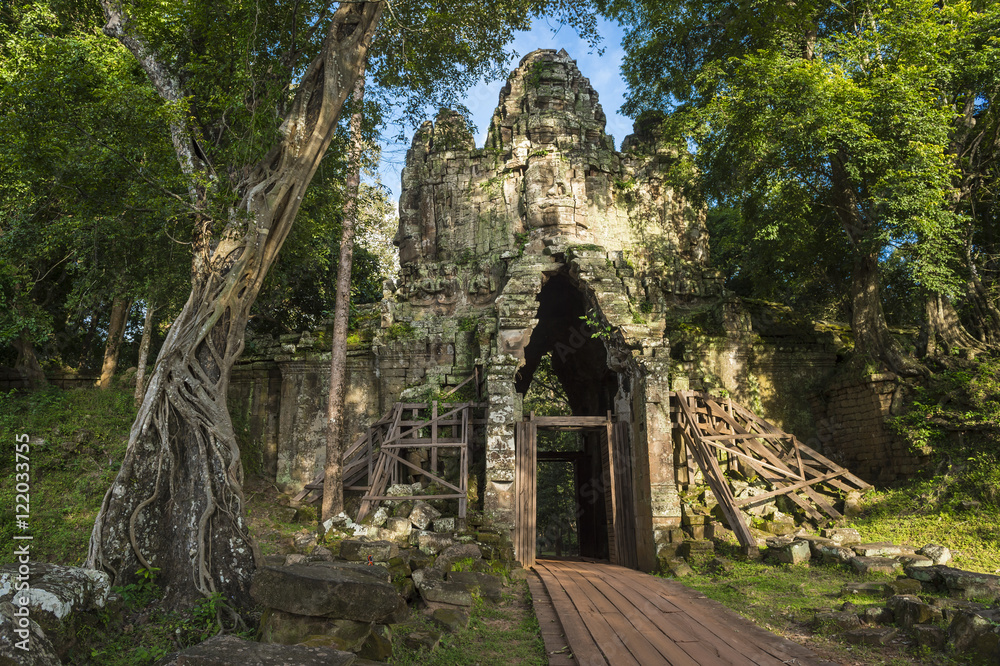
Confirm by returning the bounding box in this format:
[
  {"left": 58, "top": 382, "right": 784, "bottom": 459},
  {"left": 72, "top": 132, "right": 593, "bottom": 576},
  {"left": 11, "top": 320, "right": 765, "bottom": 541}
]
[
  {"left": 888, "top": 356, "right": 1000, "bottom": 506},
  {"left": 605, "top": 0, "right": 1000, "bottom": 351},
  {"left": 579, "top": 311, "right": 613, "bottom": 340},
  {"left": 458, "top": 316, "right": 478, "bottom": 333},
  {"left": 385, "top": 322, "right": 416, "bottom": 341}
]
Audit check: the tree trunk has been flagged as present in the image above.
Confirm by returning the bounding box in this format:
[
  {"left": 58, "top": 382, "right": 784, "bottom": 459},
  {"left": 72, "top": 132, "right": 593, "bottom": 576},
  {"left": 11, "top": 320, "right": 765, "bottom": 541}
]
[
  {"left": 12, "top": 331, "right": 47, "bottom": 389},
  {"left": 849, "top": 250, "right": 921, "bottom": 375},
  {"left": 919, "top": 292, "right": 985, "bottom": 358},
  {"left": 134, "top": 302, "right": 156, "bottom": 405},
  {"left": 321, "top": 72, "right": 367, "bottom": 522},
  {"left": 87, "top": 1, "right": 383, "bottom": 613},
  {"left": 97, "top": 295, "right": 132, "bottom": 390}
]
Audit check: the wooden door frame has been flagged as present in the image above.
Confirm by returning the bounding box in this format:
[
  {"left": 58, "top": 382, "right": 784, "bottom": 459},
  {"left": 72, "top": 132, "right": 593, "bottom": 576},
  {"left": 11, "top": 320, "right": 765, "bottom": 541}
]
[{"left": 514, "top": 413, "right": 639, "bottom": 569}]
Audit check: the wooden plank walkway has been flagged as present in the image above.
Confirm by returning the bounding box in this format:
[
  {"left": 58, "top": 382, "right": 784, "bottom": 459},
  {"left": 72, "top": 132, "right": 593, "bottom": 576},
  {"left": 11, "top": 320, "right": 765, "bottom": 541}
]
[{"left": 531, "top": 559, "right": 836, "bottom": 666}]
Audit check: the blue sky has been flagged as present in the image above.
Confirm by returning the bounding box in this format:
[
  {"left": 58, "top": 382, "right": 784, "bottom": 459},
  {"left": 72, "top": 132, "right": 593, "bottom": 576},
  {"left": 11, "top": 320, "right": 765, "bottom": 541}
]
[{"left": 377, "top": 17, "right": 630, "bottom": 205}]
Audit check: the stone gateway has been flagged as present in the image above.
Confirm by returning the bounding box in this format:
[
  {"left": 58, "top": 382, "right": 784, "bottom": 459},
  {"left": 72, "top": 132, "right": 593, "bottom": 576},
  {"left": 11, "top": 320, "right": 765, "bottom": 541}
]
[{"left": 232, "top": 49, "right": 895, "bottom": 570}]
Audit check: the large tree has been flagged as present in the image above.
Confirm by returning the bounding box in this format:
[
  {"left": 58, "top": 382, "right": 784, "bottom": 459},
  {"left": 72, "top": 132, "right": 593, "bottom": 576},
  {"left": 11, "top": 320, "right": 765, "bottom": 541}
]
[
  {"left": 604, "top": 0, "right": 997, "bottom": 371},
  {"left": 83, "top": 0, "right": 600, "bottom": 615},
  {"left": 85, "top": 0, "right": 383, "bottom": 614}
]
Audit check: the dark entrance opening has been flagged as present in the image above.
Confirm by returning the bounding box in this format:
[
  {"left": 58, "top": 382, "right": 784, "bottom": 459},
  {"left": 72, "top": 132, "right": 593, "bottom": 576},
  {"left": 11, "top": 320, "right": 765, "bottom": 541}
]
[{"left": 516, "top": 273, "right": 620, "bottom": 561}]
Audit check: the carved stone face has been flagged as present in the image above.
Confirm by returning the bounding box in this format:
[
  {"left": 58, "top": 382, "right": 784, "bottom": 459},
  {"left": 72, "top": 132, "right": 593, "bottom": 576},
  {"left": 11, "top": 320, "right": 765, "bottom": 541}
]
[{"left": 394, "top": 218, "right": 420, "bottom": 266}]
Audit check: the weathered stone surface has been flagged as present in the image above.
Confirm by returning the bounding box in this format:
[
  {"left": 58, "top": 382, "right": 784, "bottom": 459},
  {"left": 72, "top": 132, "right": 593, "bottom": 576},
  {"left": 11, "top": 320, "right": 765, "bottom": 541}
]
[
  {"left": 0, "top": 563, "right": 111, "bottom": 657},
  {"left": 885, "top": 579, "right": 923, "bottom": 596},
  {"left": 821, "top": 528, "right": 861, "bottom": 545},
  {"left": 416, "top": 579, "right": 474, "bottom": 606},
  {"left": 772, "top": 540, "right": 810, "bottom": 565},
  {"left": 678, "top": 540, "right": 714, "bottom": 559},
  {"left": 841, "top": 627, "right": 897, "bottom": 646},
  {"left": 886, "top": 595, "right": 942, "bottom": 629},
  {"left": 383, "top": 517, "right": 412, "bottom": 541},
  {"left": 432, "top": 544, "right": 483, "bottom": 573},
  {"left": 819, "top": 544, "right": 856, "bottom": 566},
  {"left": 448, "top": 571, "right": 504, "bottom": 602},
  {"left": 661, "top": 559, "right": 693, "bottom": 578},
  {"left": 861, "top": 606, "right": 895, "bottom": 625},
  {"left": 432, "top": 517, "right": 456, "bottom": 533},
  {"left": 309, "top": 545, "right": 334, "bottom": 562},
  {"left": 358, "top": 625, "right": 393, "bottom": 662},
  {"left": 411, "top": 568, "right": 443, "bottom": 588},
  {"left": 431, "top": 608, "right": 470, "bottom": 632},
  {"left": 418, "top": 532, "right": 455, "bottom": 555},
  {"left": 911, "top": 624, "right": 947, "bottom": 650},
  {"left": 172, "top": 635, "right": 357, "bottom": 666},
  {"left": 401, "top": 629, "right": 441, "bottom": 652},
  {"left": 340, "top": 539, "right": 399, "bottom": 563},
  {"left": 0, "top": 563, "right": 111, "bottom": 622},
  {"left": 905, "top": 565, "right": 1000, "bottom": 600},
  {"left": 852, "top": 543, "right": 902, "bottom": 557},
  {"left": 409, "top": 501, "right": 441, "bottom": 530},
  {"left": 840, "top": 582, "right": 887, "bottom": 597},
  {"left": 0, "top": 601, "right": 61, "bottom": 666},
  {"left": 850, "top": 556, "right": 901, "bottom": 575},
  {"left": 813, "top": 611, "right": 861, "bottom": 632},
  {"left": 261, "top": 609, "right": 371, "bottom": 651},
  {"left": 250, "top": 565, "right": 402, "bottom": 622},
  {"left": 917, "top": 544, "right": 951, "bottom": 566},
  {"left": 949, "top": 609, "right": 1000, "bottom": 661}
]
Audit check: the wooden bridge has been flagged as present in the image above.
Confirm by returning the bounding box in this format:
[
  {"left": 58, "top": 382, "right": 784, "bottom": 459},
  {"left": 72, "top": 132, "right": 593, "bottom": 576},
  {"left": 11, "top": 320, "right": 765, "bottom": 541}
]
[{"left": 529, "top": 558, "right": 835, "bottom": 666}]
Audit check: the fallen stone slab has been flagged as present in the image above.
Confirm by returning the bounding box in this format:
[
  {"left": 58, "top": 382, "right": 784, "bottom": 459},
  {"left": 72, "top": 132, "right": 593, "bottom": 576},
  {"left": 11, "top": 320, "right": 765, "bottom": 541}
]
[
  {"left": 431, "top": 607, "right": 470, "bottom": 633},
  {"left": 250, "top": 564, "right": 402, "bottom": 622},
  {"left": 409, "top": 501, "right": 442, "bottom": 530},
  {"left": 0, "top": 563, "right": 111, "bottom": 623},
  {"left": 813, "top": 610, "right": 861, "bottom": 632},
  {"left": 358, "top": 624, "right": 393, "bottom": 662},
  {"left": 772, "top": 540, "right": 810, "bottom": 565},
  {"left": 170, "top": 635, "right": 357, "bottom": 665},
  {"left": 841, "top": 627, "right": 898, "bottom": 646},
  {"left": 911, "top": 624, "right": 947, "bottom": 651},
  {"left": 417, "top": 579, "right": 474, "bottom": 606},
  {"left": 850, "top": 556, "right": 901, "bottom": 575},
  {"left": 418, "top": 532, "right": 455, "bottom": 555},
  {"left": 917, "top": 544, "right": 951, "bottom": 566},
  {"left": 260, "top": 609, "right": 372, "bottom": 651},
  {"left": 0, "top": 601, "right": 61, "bottom": 666},
  {"left": 905, "top": 565, "right": 1000, "bottom": 600},
  {"left": 819, "top": 544, "right": 856, "bottom": 566},
  {"left": 821, "top": 527, "right": 861, "bottom": 545},
  {"left": 432, "top": 544, "right": 483, "bottom": 573},
  {"left": 840, "top": 582, "right": 887, "bottom": 597},
  {"left": 887, "top": 595, "right": 942, "bottom": 629},
  {"left": 401, "top": 629, "right": 441, "bottom": 652},
  {"left": 885, "top": 579, "right": 923, "bottom": 596},
  {"left": 340, "top": 539, "right": 399, "bottom": 563},
  {"left": 949, "top": 609, "right": 1000, "bottom": 662},
  {"left": 852, "top": 543, "right": 902, "bottom": 557},
  {"left": 861, "top": 606, "right": 894, "bottom": 625},
  {"left": 0, "top": 563, "right": 111, "bottom": 656},
  {"left": 448, "top": 571, "right": 504, "bottom": 602}
]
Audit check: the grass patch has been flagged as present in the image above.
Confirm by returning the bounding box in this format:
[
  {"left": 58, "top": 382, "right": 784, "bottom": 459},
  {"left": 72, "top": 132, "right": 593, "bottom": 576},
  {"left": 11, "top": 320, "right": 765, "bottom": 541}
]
[
  {"left": 675, "top": 544, "right": 966, "bottom": 665},
  {"left": 390, "top": 583, "right": 546, "bottom": 666},
  {"left": 0, "top": 387, "right": 136, "bottom": 566},
  {"left": 851, "top": 481, "right": 1000, "bottom": 574}
]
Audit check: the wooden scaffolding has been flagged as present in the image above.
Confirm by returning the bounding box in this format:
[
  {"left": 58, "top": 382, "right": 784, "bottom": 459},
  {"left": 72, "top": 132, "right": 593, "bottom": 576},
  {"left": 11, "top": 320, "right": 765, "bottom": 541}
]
[{"left": 670, "top": 391, "right": 872, "bottom": 549}]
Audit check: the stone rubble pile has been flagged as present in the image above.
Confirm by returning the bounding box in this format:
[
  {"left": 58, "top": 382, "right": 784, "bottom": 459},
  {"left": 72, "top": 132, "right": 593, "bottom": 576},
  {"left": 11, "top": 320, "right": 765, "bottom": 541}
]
[
  {"left": 659, "top": 505, "right": 1000, "bottom": 664},
  {"left": 244, "top": 485, "right": 518, "bottom": 663}
]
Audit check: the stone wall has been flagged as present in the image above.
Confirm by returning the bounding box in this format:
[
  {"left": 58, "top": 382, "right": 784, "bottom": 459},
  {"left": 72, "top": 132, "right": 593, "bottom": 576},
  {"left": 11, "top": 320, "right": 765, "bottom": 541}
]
[{"left": 811, "top": 373, "right": 932, "bottom": 484}]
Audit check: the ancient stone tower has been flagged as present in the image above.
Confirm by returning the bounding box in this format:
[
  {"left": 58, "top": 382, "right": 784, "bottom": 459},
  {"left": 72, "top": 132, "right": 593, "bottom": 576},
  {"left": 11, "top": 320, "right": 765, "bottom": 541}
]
[
  {"left": 234, "top": 49, "right": 859, "bottom": 571},
  {"left": 382, "top": 48, "right": 723, "bottom": 568}
]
